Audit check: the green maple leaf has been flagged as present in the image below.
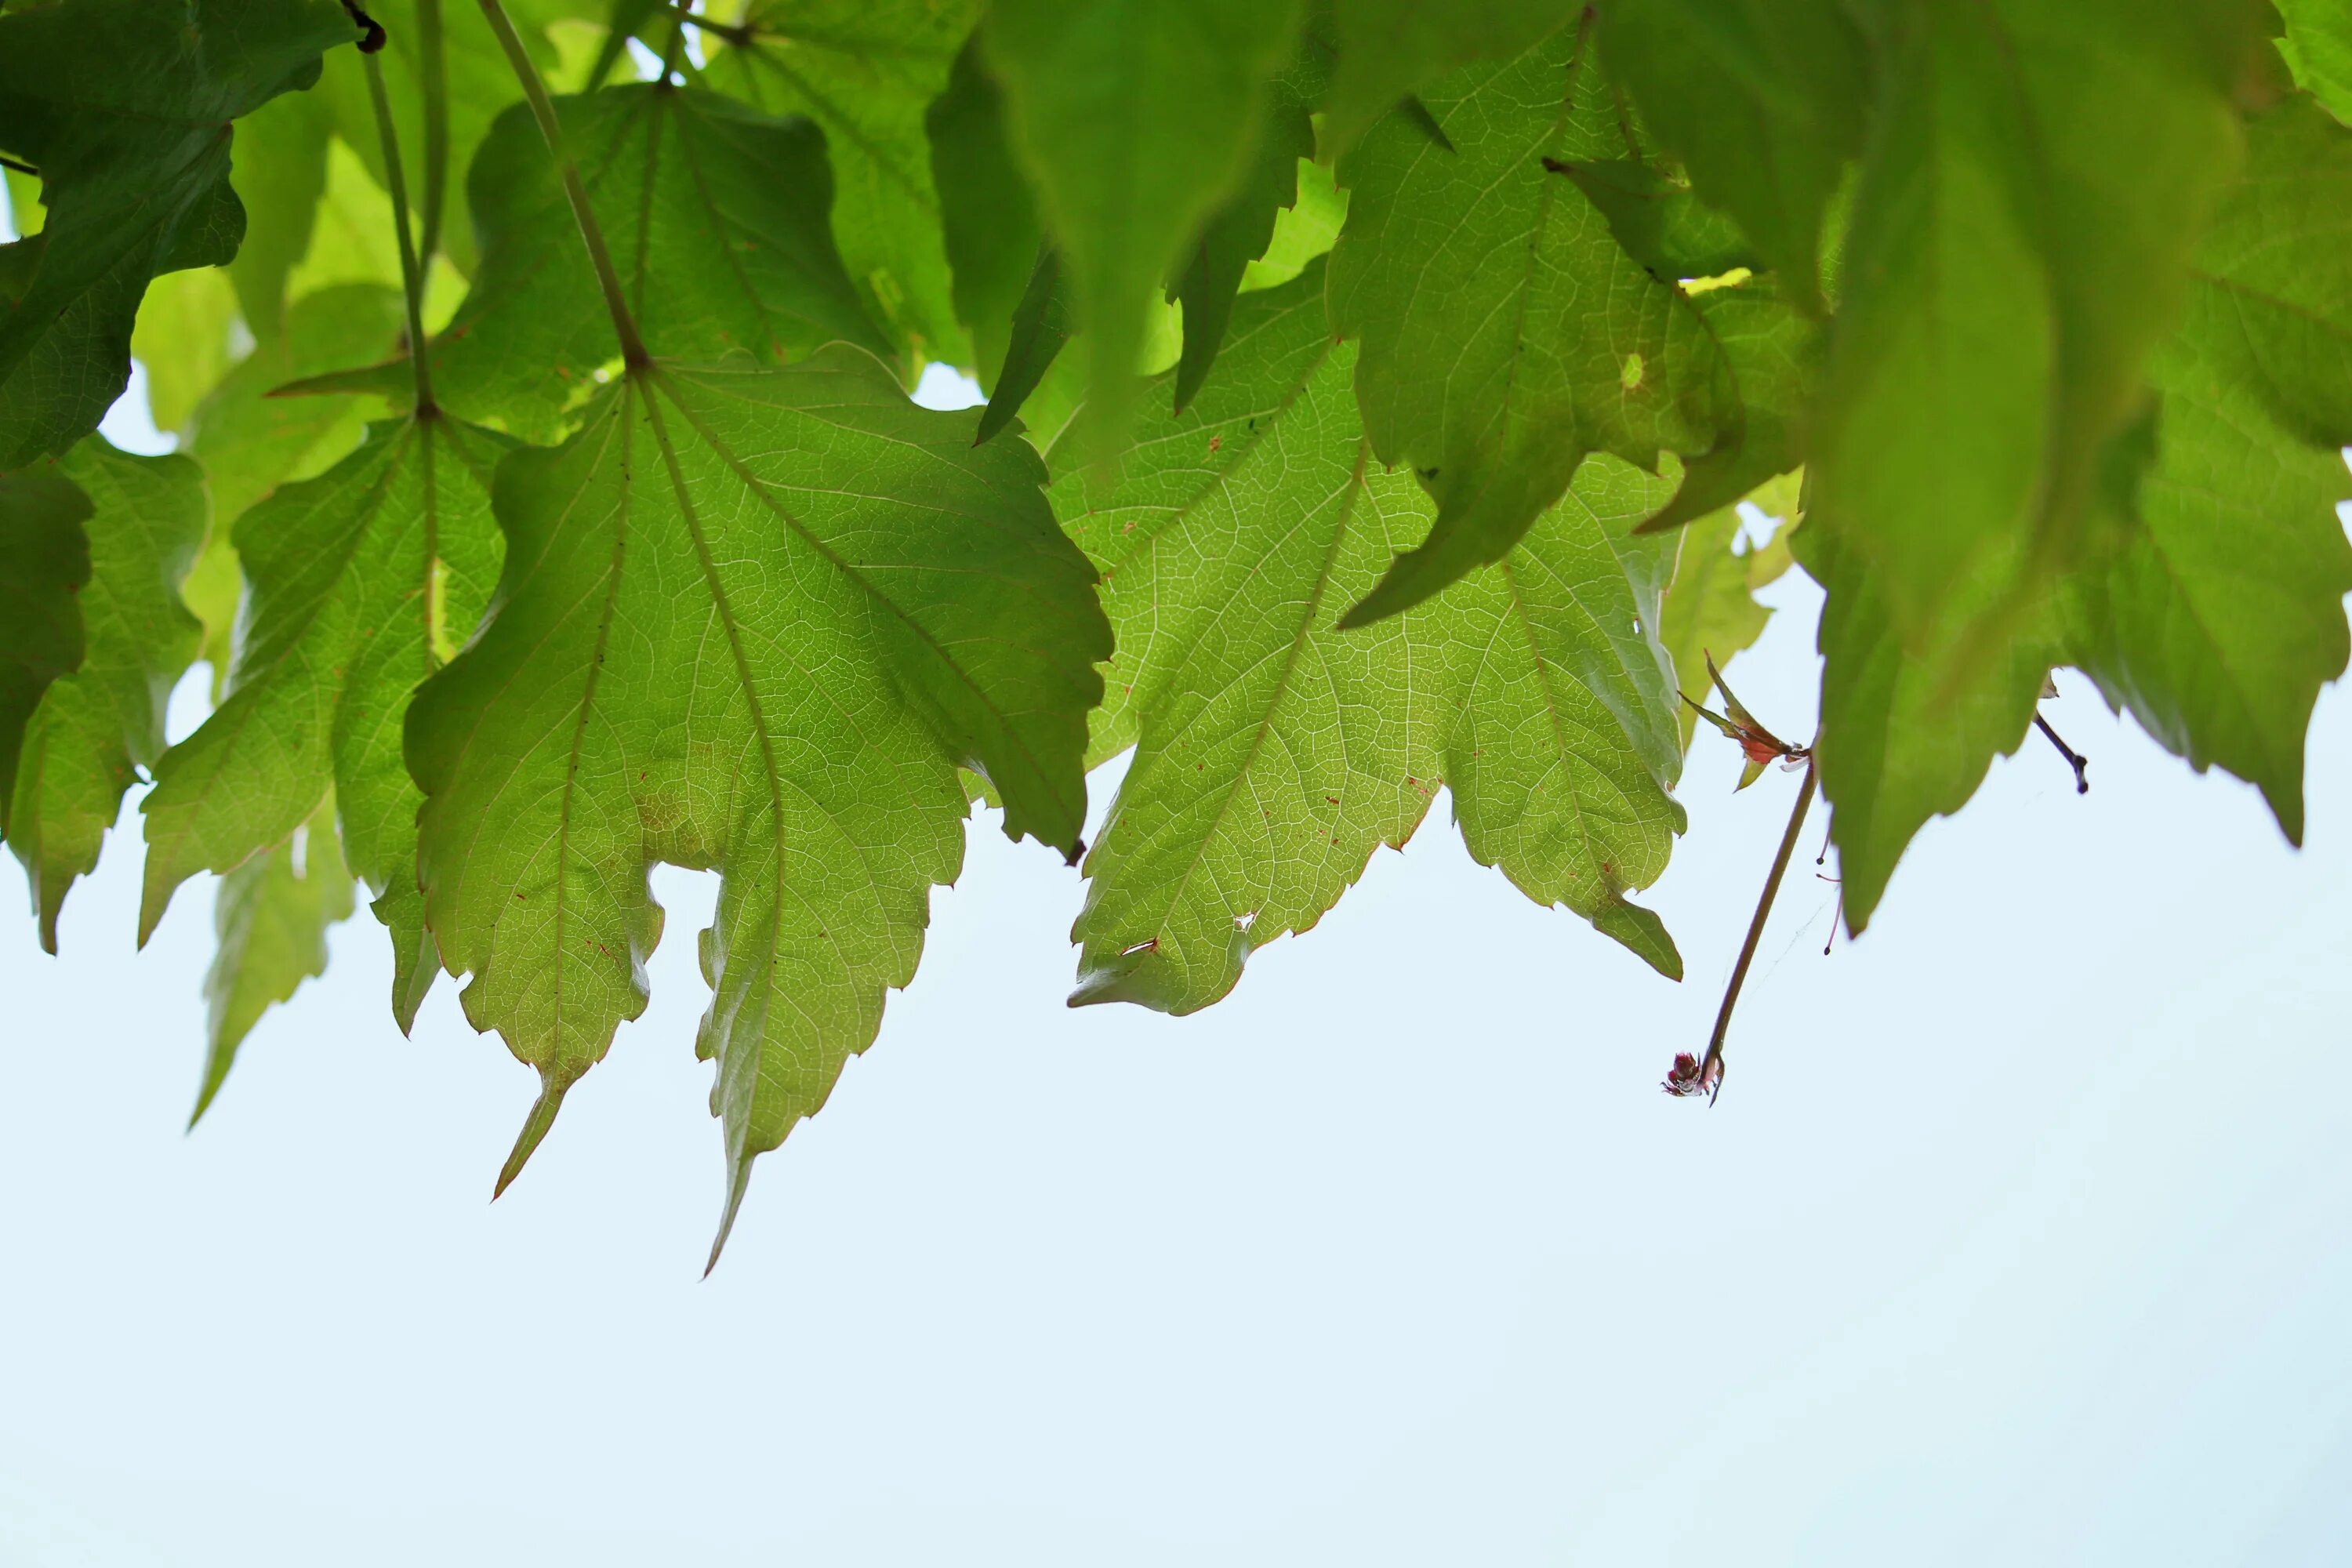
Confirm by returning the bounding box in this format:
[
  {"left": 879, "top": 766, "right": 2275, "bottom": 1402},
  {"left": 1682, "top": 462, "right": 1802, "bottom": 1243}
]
[
  {"left": 1327, "top": 13, "right": 1733, "bottom": 626},
  {"left": 927, "top": 38, "right": 1043, "bottom": 389},
  {"left": 403, "top": 347, "right": 1108, "bottom": 1258},
  {"left": 709, "top": 0, "right": 978, "bottom": 363},
  {"left": 423, "top": 82, "right": 890, "bottom": 442},
  {"left": 194, "top": 793, "right": 355, "bottom": 1126},
  {"left": 1059, "top": 266, "right": 1679, "bottom": 1013},
  {"left": 140, "top": 408, "right": 509, "bottom": 1036},
  {"left": 0, "top": 0, "right": 361, "bottom": 465},
  {"left": 223, "top": 89, "right": 338, "bottom": 342},
  {"left": 1804, "top": 0, "right": 2257, "bottom": 649},
  {"left": 2067, "top": 96, "right": 2352, "bottom": 846},
  {"left": 1315, "top": 0, "right": 1577, "bottom": 161},
  {"left": 5, "top": 439, "right": 208, "bottom": 950},
  {"left": 1595, "top": 0, "right": 1868, "bottom": 313},
  {"left": 982, "top": 0, "right": 1305, "bottom": 452},
  {"left": 0, "top": 466, "right": 93, "bottom": 815},
  {"left": 180, "top": 284, "right": 409, "bottom": 684}
]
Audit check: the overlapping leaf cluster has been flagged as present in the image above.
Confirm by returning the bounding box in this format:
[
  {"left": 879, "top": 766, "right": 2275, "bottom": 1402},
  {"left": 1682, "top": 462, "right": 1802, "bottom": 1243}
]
[{"left": 3, "top": 0, "right": 2349, "bottom": 1252}]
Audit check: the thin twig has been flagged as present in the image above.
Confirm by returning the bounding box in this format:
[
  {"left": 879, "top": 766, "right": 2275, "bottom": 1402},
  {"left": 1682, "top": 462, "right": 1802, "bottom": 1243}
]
[
  {"left": 477, "top": 0, "right": 652, "bottom": 368},
  {"left": 2034, "top": 713, "right": 2089, "bottom": 795},
  {"left": 1699, "top": 752, "right": 1818, "bottom": 1102},
  {"left": 0, "top": 154, "right": 37, "bottom": 178}
]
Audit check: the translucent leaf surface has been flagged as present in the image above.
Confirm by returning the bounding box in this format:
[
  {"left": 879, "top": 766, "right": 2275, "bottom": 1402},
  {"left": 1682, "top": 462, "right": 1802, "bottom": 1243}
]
[
  {"left": 715, "top": 0, "right": 978, "bottom": 362},
  {"left": 428, "top": 83, "right": 890, "bottom": 441},
  {"left": 1059, "top": 267, "right": 1680, "bottom": 1012},
  {"left": 140, "top": 410, "right": 510, "bottom": 1037},
  {"left": 0, "top": 467, "right": 93, "bottom": 815},
  {"left": 404, "top": 347, "right": 1107, "bottom": 1252}
]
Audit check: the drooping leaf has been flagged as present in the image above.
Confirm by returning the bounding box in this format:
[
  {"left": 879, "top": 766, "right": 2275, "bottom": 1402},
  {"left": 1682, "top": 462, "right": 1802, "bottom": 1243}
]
[
  {"left": 1595, "top": 0, "right": 1869, "bottom": 311},
  {"left": 2065, "top": 99, "right": 2352, "bottom": 844},
  {"left": 403, "top": 347, "right": 1107, "bottom": 1254},
  {"left": 975, "top": 243, "right": 1073, "bottom": 447},
  {"left": 927, "top": 38, "right": 1041, "bottom": 387},
  {"left": 1168, "top": 84, "right": 1313, "bottom": 414},
  {"left": 1805, "top": 0, "right": 2256, "bottom": 648},
  {"left": 5, "top": 439, "right": 208, "bottom": 950},
  {"left": 1794, "top": 516, "right": 2059, "bottom": 935},
  {"left": 710, "top": 0, "right": 979, "bottom": 362},
  {"left": 1328, "top": 13, "right": 1732, "bottom": 626},
  {"left": 193, "top": 793, "right": 356, "bottom": 1127},
  {"left": 1316, "top": 0, "right": 1574, "bottom": 160},
  {"left": 426, "top": 83, "right": 891, "bottom": 441},
  {"left": 0, "top": 0, "right": 361, "bottom": 465},
  {"left": 0, "top": 466, "right": 93, "bottom": 815},
  {"left": 140, "top": 409, "right": 509, "bottom": 1040},
  {"left": 1552, "top": 160, "right": 1759, "bottom": 282},
  {"left": 1058, "top": 265, "right": 1679, "bottom": 1012},
  {"left": 983, "top": 0, "right": 1305, "bottom": 452}
]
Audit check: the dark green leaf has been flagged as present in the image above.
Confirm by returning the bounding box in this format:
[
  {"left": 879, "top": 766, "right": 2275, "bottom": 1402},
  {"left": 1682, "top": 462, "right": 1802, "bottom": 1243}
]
[
  {"left": 5, "top": 439, "right": 207, "bottom": 949},
  {"left": 0, "top": 0, "right": 358, "bottom": 464},
  {"left": 403, "top": 349, "right": 1107, "bottom": 1254},
  {"left": 975, "top": 243, "right": 1073, "bottom": 447},
  {"left": 1596, "top": 0, "right": 1869, "bottom": 311},
  {"left": 1328, "top": 14, "right": 1732, "bottom": 625},
  {"left": 0, "top": 466, "right": 93, "bottom": 816},
  {"left": 1169, "top": 85, "right": 1313, "bottom": 414},
  {"left": 1551, "top": 159, "right": 1760, "bottom": 282},
  {"left": 927, "top": 38, "right": 1040, "bottom": 387}
]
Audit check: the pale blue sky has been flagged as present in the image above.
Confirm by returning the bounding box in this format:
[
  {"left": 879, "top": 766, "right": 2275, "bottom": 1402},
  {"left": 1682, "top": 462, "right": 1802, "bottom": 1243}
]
[{"left": 4, "top": 204, "right": 2350, "bottom": 1565}]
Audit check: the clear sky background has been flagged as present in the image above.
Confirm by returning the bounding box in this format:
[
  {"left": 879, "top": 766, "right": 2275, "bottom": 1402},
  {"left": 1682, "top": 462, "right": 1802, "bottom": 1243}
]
[{"left": 4, "top": 256, "right": 2350, "bottom": 1563}]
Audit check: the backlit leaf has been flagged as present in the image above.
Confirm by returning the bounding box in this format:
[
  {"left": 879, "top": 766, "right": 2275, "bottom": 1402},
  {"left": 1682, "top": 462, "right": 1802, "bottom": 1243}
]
[
  {"left": 404, "top": 347, "right": 1107, "bottom": 1254},
  {"left": 140, "top": 409, "right": 509, "bottom": 1039},
  {"left": 1328, "top": 13, "right": 1732, "bottom": 625},
  {"left": 426, "top": 83, "right": 891, "bottom": 441},
  {"left": 5, "top": 439, "right": 207, "bottom": 950},
  {"left": 1059, "top": 266, "right": 1679, "bottom": 1012}
]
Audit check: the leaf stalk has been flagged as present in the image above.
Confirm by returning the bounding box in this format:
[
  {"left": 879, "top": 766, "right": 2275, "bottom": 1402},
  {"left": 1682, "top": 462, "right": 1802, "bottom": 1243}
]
[
  {"left": 417, "top": 0, "right": 449, "bottom": 270},
  {"left": 476, "top": 0, "right": 652, "bottom": 368},
  {"left": 360, "top": 50, "right": 437, "bottom": 414}
]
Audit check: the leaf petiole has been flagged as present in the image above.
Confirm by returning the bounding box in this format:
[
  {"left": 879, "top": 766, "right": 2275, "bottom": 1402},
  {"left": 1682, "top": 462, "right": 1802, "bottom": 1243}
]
[
  {"left": 1694, "top": 747, "right": 1817, "bottom": 1104},
  {"left": 476, "top": 0, "right": 652, "bottom": 368},
  {"left": 358, "top": 49, "right": 436, "bottom": 413}
]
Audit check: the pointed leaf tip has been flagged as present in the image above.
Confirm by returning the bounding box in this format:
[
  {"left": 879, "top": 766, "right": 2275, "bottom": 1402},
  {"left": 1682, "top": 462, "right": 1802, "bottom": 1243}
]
[
  {"left": 704, "top": 1157, "right": 756, "bottom": 1277},
  {"left": 493, "top": 1077, "right": 575, "bottom": 1200}
]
